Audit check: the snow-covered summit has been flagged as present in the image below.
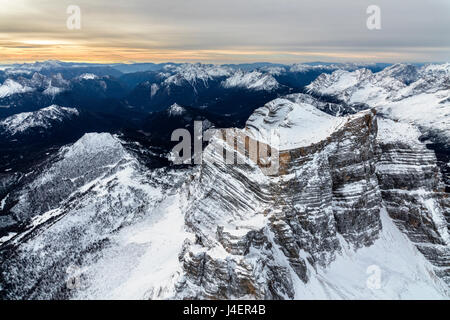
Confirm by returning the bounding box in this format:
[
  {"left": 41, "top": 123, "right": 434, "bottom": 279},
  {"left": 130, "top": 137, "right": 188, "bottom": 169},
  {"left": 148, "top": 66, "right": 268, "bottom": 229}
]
[
  {"left": 0, "top": 79, "right": 34, "bottom": 98},
  {"left": 0, "top": 105, "right": 79, "bottom": 135},
  {"left": 162, "top": 63, "right": 231, "bottom": 87},
  {"left": 245, "top": 97, "right": 344, "bottom": 150},
  {"left": 222, "top": 70, "right": 279, "bottom": 91},
  {"left": 306, "top": 68, "right": 377, "bottom": 97},
  {"left": 167, "top": 103, "right": 186, "bottom": 116},
  {"left": 306, "top": 63, "right": 450, "bottom": 145},
  {"left": 259, "top": 66, "right": 286, "bottom": 75},
  {"left": 307, "top": 63, "right": 449, "bottom": 100},
  {"left": 289, "top": 62, "right": 375, "bottom": 73},
  {"left": 377, "top": 63, "right": 420, "bottom": 84},
  {"left": 63, "top": 132, "right": 123, "bottom": 159},
  {"left": 161, "top": 63, "right": 281, "bottom": 92},
  {"left": 78, "top": 73, "right": 98, "bottom": 80},
  {"left": 0, "top": 72, "right": 69, "bottom": 99},
  {"left": 0, "top": 130, "right": 186, "bottom": 299}
]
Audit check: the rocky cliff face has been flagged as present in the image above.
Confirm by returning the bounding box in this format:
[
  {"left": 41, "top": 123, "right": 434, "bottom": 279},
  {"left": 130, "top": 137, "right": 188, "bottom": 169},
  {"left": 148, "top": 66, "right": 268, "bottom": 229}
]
[
  {"left": 175, "top": 96, "right": 448, "bottom": 299},
  {"left": 376, "top": 119, "right": 450, "bottom": 283},
  {"left": 307, "top": 63, "right": 450, "bottom": 285}
]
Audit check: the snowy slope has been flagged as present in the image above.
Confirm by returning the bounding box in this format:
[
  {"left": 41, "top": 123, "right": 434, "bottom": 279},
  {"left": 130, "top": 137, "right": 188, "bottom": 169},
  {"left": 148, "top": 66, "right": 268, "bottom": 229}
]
[
  {"left": 74, "top": 192, "right": 190, "bottom": 299},
  {"left": 296, "top": 209, "right": 448, "bottom": 299}
]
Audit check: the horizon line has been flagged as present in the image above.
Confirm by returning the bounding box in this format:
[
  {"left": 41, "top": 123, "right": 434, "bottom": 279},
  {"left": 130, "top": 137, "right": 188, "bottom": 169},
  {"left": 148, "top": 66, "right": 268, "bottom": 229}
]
[{"left": 1, "top": 59, "right": 448, "bottom": 66}]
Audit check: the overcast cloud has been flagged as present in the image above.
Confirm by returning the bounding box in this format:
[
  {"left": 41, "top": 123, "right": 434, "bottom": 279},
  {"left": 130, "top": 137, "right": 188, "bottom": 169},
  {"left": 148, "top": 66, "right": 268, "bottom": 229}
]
[{"left": 0, "top": 0, "right": 449, "bottom": 63}]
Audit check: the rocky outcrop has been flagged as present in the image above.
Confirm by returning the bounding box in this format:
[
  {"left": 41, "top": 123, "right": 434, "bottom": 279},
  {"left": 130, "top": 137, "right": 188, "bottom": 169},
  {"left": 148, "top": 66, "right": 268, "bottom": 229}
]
[
  {"left": 175, "top": 98, "right": 384, "bottom": 299},
  {"left": 305, "top": 63, "right": 450, "bottom": 286}
]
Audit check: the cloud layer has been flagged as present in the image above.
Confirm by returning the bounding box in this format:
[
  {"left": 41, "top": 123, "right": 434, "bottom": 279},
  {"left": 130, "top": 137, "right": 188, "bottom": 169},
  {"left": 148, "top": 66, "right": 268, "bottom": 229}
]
[{"left": 0, "top": 0, "right": 449, "bottom": 63}]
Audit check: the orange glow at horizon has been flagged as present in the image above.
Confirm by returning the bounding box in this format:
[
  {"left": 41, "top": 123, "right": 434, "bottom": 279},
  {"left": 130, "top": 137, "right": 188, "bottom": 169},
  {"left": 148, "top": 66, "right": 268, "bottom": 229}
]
[{"left": 0, "top": 42, "right": 409, "bottom": 65}]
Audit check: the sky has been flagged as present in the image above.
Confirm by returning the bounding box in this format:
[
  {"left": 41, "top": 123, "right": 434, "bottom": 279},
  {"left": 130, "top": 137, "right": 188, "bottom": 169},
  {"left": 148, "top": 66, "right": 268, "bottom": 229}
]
[{"left": 0, "top": 0, "right": 449, "bottom": 64}]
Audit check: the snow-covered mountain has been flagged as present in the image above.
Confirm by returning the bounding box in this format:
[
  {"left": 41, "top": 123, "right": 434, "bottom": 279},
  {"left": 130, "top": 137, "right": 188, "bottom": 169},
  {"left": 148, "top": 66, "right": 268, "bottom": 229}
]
[
  {"left": 161, "top": 63, "right": 232, "bottom": 87},
  {"left": 222, "top": 70, "right": 280, "bottom": 91},
  {"left": 1, "top": 91, "right": 449, "bottom": 299},
  {"left": 289, "top": 62, "right": 375, "bottom": 73},
  {"left": 124, "top": 63, "right": 289, "bottom": 119},
  {"left": 306, "top": 63, "right": 450, "bottom": 147},
  {"left": 0, "top": 132, "right": 189, "bottom": 299},
  {"left": 0, "top": 105, "right": 79, "bottom": 136},
  {"left": 0, "top": 72, "right": 69, "bottom": 99},
  {"left": 167, "top": 103, "right": 187, "bottom": 116},
  {"left": 174, "top": 95, "right": 448, "bottom": 299},
  {"left": 151, "top": 63, "right": 281, "bottom": 93},
  {"left": 0, "top": 79, "right": 34, "bottom": 98},
  {"left": 0, "top": 61, "right": 380, "bottom": 120}
]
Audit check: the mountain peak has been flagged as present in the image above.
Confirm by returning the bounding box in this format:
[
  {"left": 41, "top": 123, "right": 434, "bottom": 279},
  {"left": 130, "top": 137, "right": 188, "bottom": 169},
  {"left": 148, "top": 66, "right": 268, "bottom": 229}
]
[
  {"left": 0, "top": 105, "right": 79, "bottom": 135},
  {"left": 0, "top": 79, "right": 34, "bottom": 98},
  {"left": 222, "top": 70, "right": 279, "bottom": 91},
  {"left": 167, "top": 103, "right": 186, "bottom": 116},
  {"left": 63, "top": 132, "right": 123, "bottom": 158},
  {"left": 378, "top": 63, "right": 419, "bottom": 83},
  {"left": 245, "top": 97, "right": 344, "bottom": 150}
]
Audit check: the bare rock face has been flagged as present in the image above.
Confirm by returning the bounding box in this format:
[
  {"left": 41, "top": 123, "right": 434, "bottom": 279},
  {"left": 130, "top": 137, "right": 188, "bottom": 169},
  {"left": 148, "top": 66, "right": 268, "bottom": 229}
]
[
  {"left": 376, "top": 119, "right": 450, "bottom": 283},
  {"left": 176, "top": 98, "right": 383, "bottom": 299}
]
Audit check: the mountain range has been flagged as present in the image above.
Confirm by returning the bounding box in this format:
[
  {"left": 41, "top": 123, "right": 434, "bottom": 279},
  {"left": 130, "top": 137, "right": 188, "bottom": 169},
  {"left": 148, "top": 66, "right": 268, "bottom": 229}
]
[{"left": 0, "top": 61, "right": 448, "bottom": 299}]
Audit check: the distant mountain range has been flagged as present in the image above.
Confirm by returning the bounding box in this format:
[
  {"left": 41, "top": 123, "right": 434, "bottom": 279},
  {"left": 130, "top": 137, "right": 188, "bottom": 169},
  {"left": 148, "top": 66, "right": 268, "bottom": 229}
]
[{"left": 0, "top": 61, "right": 388, "bottom": 173}]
